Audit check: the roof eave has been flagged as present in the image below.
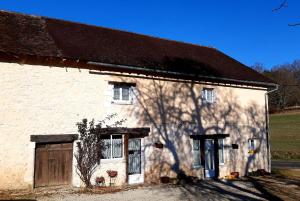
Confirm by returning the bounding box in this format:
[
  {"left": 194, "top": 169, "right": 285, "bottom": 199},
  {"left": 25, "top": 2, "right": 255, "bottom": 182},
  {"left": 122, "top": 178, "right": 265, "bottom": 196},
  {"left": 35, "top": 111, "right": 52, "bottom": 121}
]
[{"left": 87, "top": 61, "right": 277, "bottom": 88}]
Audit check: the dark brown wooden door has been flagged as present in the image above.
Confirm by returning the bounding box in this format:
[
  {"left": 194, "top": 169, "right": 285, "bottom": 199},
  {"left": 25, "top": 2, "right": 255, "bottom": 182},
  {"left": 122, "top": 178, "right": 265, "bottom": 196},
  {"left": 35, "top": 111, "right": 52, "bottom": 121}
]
[{"left": 34, "top": 143, "right": 73, "bottom": 187}]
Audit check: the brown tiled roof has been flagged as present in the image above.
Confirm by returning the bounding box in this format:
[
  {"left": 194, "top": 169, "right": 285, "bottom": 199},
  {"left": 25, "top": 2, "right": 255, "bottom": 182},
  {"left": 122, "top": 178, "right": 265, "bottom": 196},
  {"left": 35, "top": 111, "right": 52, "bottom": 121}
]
[{"left": 0, "top": 10, "right": 275, "bottom": 86}]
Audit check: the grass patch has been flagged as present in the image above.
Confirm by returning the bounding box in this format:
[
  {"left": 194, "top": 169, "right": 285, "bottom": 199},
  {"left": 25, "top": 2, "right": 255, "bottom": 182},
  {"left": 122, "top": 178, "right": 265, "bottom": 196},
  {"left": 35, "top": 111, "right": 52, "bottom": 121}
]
[
  {"left": 270, "top": 112, "right": 300, "bottom": 160},
  {"left": 272, "top": 168, "right": 300, "bottom": 179}
]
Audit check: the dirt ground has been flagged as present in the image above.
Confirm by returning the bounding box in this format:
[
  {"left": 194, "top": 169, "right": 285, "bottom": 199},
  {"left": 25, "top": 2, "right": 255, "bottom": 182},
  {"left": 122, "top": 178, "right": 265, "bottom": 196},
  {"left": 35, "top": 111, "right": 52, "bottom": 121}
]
[
  {"left": 250, "top": 175, "right": 300, "bottom": 201},
  {"left": 1, "top": 175, "right": 299, "bottom": 201}
]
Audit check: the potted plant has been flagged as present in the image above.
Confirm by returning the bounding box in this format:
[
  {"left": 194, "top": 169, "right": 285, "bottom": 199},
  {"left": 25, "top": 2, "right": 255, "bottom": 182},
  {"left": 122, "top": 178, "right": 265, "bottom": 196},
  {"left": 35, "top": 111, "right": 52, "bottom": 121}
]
[
  {"left": 95, "top": 176, "right": 105, "bottom": 186},
  {"left": 230, "top": 172, "right": 239, "bottom": 178},
  {"left": 107, "top": 170, "right": 118, "bottom": 178},
  {"left": 154, "top": 142, "right": 163, "bottom": 149},
  {"left": 107, "top": 170, "right": 118, "bottom": 186}
]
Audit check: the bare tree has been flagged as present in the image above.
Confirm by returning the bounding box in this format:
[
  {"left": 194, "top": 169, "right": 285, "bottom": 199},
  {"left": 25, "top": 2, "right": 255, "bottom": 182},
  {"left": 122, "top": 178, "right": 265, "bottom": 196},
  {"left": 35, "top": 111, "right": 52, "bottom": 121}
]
[
  {"left": 272, "top": 0, "right": 300, "bottom": 26},
  {"left": 272, "top": 0, "right": 288, "bottom": 12},
  {"left": 269, "top": 62, "right": 300, "bottom": 110},
  {"left": 75, "top": 114, "right": 126, "bottom": 188},
  {"left": 252, "top": 60, "right": 300, "bottom": 111},
  {"left": 251, "top": 63, "right": 265, "bottom": 74}
]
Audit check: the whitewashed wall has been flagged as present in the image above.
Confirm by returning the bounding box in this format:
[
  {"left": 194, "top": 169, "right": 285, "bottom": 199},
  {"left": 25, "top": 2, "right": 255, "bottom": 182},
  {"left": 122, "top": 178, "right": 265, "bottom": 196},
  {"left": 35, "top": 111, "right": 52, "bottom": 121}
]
[{"left": 0, "top": 62, "right": 268, "bottom": 189}]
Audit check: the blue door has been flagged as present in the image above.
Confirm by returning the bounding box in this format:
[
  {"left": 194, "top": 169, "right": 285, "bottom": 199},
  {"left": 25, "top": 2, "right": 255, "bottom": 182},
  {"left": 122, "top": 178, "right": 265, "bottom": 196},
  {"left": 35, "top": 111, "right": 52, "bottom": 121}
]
[{"left": 205, "top": 139, "right": 215, "bottom": 178}]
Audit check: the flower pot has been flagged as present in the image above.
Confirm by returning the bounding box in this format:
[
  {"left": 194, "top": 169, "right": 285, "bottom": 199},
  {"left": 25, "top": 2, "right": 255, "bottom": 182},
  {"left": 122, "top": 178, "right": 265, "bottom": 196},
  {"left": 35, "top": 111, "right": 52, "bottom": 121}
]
[
  {"left": 230, "top": 172, "right": 239, "bottom": 178},
  {"left": 107, "top": 170, "right": 118, "bottom": 178},
  {"left": 95, "top": 176, "right": 105, "bottom": 184},
  {"left": 160, "top": 176, "right": 170, "bottom": 183},
  {"left": 155, "top": 142, "right": 163, "bottom": 149}
]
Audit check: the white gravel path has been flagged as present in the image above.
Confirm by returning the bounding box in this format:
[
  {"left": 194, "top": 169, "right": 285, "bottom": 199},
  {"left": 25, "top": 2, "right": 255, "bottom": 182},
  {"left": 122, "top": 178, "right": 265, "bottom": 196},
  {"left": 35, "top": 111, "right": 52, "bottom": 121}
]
[{"left": 38, "top": 180, "right": 269, "bottom": 201}]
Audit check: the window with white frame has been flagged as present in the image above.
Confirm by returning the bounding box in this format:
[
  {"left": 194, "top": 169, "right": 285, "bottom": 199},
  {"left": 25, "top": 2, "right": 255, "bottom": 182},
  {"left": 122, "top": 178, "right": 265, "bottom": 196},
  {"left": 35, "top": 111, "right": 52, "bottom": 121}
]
[
  {"left": 218, "top": 139, "right": 225, "bottom": 165},
  {"left": 101, "top": 135, "right": 123, "bottom": 159},
  {"left": 111, "top": 83, "right": 134, "bottom": 104},
  {"left": 202, "top": 88, "right": 215, "bottom": 103},
  {"left": 248, "top": 139, "right": 256, "bottom": 151},
  {"left": 193, "top": 139, "right": 201, "bottom": 167}
]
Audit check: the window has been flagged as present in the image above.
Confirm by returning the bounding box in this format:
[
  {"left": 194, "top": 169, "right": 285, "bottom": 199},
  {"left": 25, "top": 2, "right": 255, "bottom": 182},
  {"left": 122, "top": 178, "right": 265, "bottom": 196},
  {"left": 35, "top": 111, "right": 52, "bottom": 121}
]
[
  {"left": 101, "top": 135, "right": 123, "bottom": 159},
  {"left": 202, "top": 88, "right": 215, "bottom": 103},
  {"left": 248, "top": 139, "right": 257, "bottom": 155},
  {"left": 112, "top": 84, "right": 133, "bottom": 104},
  {"left": 218, "top": 139, "right": 225, "bottom": 165},
  {"left": 193, "top": 139, "right": 201, "bottom": 167},
  {"left": 248, "top": 139, "right": 256, "bottom": 150}
]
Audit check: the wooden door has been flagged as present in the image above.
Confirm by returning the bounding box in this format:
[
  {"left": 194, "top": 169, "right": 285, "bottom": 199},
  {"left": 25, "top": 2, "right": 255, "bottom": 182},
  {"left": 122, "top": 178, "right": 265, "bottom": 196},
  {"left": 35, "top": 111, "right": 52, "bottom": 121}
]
[{"left": 34, "top": 143, "right": 73, "bottom": 187}]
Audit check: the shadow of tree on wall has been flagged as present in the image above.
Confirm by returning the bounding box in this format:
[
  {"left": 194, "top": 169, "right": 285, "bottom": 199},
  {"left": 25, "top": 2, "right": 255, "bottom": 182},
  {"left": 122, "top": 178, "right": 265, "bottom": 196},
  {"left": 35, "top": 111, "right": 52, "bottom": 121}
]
[
  {"left": 125, "top": 78, "right": 268, "bottom": 184},
  {"left": 244, "top": 103, "right": 267, "bottom": 176}
]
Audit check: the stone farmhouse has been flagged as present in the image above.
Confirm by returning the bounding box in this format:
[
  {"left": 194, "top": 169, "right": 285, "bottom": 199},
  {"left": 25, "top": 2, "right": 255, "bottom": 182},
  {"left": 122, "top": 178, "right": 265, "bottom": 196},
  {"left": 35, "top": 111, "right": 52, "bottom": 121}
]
[{"left": 0, "top": 10, "right": 277, "bottom": 189}]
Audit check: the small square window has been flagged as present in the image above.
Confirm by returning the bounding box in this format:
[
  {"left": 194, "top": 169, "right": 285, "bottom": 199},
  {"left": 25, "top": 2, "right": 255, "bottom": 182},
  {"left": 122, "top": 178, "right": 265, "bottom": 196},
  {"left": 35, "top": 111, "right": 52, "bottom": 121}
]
[
  {"left": 111, "top": 83, "right": 133, "bottom": 104},
  {"left": 248, "top": 139, "right": 256, "bottom": 150},
  {"left": 202, "top": 88, "right": 215, "bottom": 103}
]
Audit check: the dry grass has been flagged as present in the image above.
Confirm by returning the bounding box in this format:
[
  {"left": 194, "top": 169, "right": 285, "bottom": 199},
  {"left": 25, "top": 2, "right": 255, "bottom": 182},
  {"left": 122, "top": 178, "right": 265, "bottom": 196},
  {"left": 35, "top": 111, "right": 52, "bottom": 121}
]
[
  {"left": 272, "top": 168, "right": 300, "bottom": 179},
  {"left": 270, "top": 111, "right": 300, "bottom": 160},
  {"left": 0, "top": 183, "right": 153, "bottom": 200},
  {"left": 253, "top": 175, "right": 300, "bottom": 201}
]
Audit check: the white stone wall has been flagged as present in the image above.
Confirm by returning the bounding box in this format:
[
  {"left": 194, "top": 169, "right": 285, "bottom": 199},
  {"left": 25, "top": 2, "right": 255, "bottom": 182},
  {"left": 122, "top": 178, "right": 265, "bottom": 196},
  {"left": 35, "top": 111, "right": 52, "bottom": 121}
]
[{"left": 0, "top": 62, "right": 268, "bottom": 189}]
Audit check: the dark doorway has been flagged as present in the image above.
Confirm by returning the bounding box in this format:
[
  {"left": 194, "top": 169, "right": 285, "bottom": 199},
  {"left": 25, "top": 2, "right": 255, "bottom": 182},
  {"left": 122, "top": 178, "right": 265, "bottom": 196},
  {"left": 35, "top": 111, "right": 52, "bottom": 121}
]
[{"left": 192, "top": 134, "right": 229, "bottom": 179}]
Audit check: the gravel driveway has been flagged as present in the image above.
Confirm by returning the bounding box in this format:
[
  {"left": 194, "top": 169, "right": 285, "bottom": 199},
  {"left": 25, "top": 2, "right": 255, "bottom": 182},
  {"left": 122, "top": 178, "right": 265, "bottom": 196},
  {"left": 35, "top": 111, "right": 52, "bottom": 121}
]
[
  {"left": 3, "top": 176, "right": 296, "bottom": 201},
  {"left": 38, "top": 180, "right": 273, "bottom": 201}
]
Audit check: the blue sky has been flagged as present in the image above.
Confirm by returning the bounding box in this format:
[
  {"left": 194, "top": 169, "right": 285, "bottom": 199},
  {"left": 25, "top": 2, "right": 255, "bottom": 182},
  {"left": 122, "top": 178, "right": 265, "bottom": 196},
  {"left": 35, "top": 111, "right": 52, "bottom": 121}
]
[{"left": 1, "top": 0, "right": 299, "bottom": 69}]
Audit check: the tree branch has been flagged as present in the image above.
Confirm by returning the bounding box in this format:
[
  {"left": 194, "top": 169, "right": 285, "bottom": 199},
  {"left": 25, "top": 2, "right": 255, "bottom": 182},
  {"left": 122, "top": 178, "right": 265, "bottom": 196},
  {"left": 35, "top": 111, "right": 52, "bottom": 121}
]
[
  {"left": 272, "top": 0, "right": 300, "bottom": 26},
  {"left": 272, "top": 0, "right": 288, "bottom": 12},
  {"left": 288, "top": 22, "right": 300, "bottom": 26}
]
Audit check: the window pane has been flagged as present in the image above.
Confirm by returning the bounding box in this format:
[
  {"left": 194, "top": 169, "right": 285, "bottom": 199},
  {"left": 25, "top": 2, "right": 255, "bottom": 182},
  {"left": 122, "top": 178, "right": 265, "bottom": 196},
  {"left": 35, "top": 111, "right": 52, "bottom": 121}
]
[
  {"left": 101, "top": 136, "right": 111, "bottom": 159},
  {"left": 122, "top": 87, "right": 130, "bottom": 101},
  {"left": 206, "top": 89, "right": 213, "bottom": 102},
  {"left": 193, "top": 139, "right": 201, "bottom": 167},
  {"left": 129, "top": 138, "right": 141, "bottom": 151},
  {"left": 194, "top": 151, "right": 201, "bottom": 167},
  {"left": 113, "top": 86, "right": 120, "bottom": 100},
  {"left": 128, "top": 138, "right": 141, "bottom": 174},
  {"left": 112, "top": 135, "right": 123, "bottom": 158},
  {"left": 218, "top": 139, "right": 224, "bottom": 164},
  {"left": 193, "top": 139, "right": 200, "bottom": 150},
  {"left": 248, "top": 139, "right": 255, "bottom": 150}
]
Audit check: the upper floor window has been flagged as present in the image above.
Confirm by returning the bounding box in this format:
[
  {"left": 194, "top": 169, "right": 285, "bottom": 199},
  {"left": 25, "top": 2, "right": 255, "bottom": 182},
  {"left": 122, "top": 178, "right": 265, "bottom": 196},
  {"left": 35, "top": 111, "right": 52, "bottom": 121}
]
[
  {"left": 113, "top": 85, "right": 130, "bottom": 101},
  {"left": 202, "top": 88, "right": 215, "bottom": 103},
  {"left": 109, "top": 82, "right": 136, "bottom": 104}
]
